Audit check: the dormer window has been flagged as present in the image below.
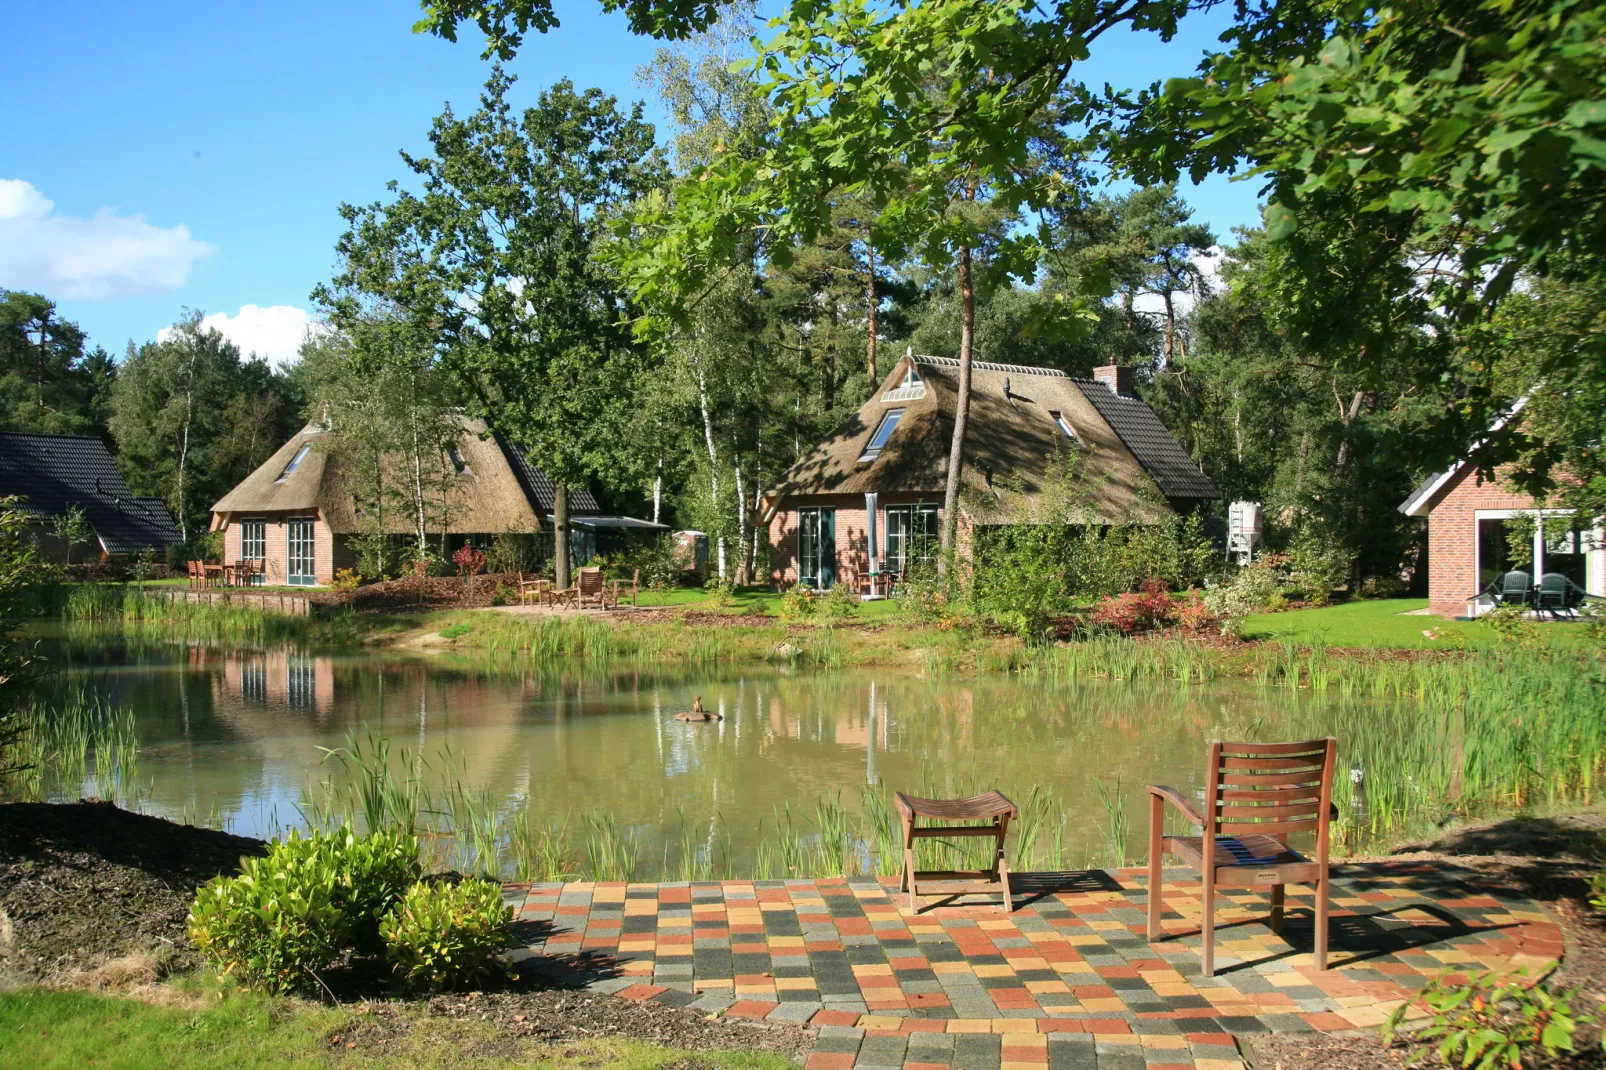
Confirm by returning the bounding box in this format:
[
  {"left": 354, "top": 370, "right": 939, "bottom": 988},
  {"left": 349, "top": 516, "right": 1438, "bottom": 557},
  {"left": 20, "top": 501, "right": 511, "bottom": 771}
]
[
  {"left": 447, "top": 444, "right": 471, "bottom": 476},
  {"left": 880, "top": 364, "right": 926, "bottom": 402},
  {"left": 859, "top": 408, "right": 905, "bottom": 463},
  {"left": 1049, "top": 410, "right": 1081, "bottom": 446},
  {"left": 276, "top": 444, "right": 311, "bottom": 482}
]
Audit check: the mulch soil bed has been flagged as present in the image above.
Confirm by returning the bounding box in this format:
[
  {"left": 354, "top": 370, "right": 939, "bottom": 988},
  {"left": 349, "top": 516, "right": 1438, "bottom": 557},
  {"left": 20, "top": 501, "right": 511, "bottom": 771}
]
[
  {"left": 1245, "top": 810, "right": 1606, "bottom": 1070},
  {"left": 0, "top": 800, "right": 266, "bottom": 984},
  {"left": 310, "top": 574, "right": 514, "bottom": 613}
]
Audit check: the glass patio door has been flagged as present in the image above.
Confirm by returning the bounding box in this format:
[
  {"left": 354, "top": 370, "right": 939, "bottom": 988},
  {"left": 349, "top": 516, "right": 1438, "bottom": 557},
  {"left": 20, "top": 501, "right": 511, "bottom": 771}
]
[
  {"left": 287, "top": 518, "right": 316, "bottom": 586},
  {"left": 797, "top": 507, "right": 836, "bottom": 590}
]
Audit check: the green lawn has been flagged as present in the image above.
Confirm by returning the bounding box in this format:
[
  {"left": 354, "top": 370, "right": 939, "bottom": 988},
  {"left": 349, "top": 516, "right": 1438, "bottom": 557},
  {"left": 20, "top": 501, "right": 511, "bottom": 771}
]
[
  {"left": 0, "top": 986, "right": 790, "bottom": 1070},
  {"left": 1240, "top": 597, "right": 1590, "bottom": 649},
  {"left": 633, "top": 585, "right": 903, "bottom": 619}
]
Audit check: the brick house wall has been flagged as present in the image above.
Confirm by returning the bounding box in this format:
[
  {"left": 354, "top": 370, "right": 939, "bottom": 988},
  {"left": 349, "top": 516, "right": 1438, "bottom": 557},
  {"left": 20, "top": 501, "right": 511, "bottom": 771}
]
[
  {"left": 217, "top": 511, "right": 332, "bottom": 586},
  {"left": 768, "top": 493, "right": 944, "bottom": 589},
  {"left": 1425, "top": 467, "right": 1538, "bottom": 616}
]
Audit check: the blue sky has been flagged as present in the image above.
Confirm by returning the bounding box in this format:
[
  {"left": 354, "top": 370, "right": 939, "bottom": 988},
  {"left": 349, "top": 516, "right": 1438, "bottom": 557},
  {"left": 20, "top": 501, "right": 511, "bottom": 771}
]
[{"left": 2, "top": 0, "right": 1262, "bottom": 364}]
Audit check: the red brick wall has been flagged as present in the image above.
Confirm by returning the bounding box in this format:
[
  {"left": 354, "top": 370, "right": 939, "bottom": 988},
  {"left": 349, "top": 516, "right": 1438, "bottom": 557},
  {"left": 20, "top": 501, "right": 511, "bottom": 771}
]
[
  {"left": 1425, "top": 467, "right": 1534, "bottom": 616},
  {"left": 767, "top": 494, "right": 942, "bottom": 589},
  {"left": 217, "top": 512, "right": 333, "bottom": 586}
]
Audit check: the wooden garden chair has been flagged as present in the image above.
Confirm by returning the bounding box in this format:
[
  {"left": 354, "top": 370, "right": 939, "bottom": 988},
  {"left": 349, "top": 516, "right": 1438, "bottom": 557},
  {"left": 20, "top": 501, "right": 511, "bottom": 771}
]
[
  {"left": 894, "top": 790, "right": 1017, "bottom": 914},
  {"left": 1146, "top": 737, "right": 1338, "bottom": 977},
  {"left": 516, "top": 572, "right": 548, "bottom": 606},
  {"left": 186, "top": 560, "right": 202, "bottom": 589},
  {"left": 574, "top": 567, "right": 609, "bottom": 609},
  {"left": 611, "top": 568, "right": 641, "bottom": 607}
]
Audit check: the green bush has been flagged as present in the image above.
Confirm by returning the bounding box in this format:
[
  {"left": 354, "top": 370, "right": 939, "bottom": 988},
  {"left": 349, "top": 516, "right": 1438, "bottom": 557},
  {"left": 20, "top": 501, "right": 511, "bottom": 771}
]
[
  {"left": 819, "top": 581, "right": 859, "bottom": 621},
  {"left": 1383, "top": 969, "right": 1599, "bottom": 1069},
  {"left": 187, "top": 844, "right": 348, "bottom": 993},
  {"left": 186, "top": 825, "right": 420, "bottom": 990},
  {"left": 379, "top": 879, "right": 512, "bottom": 991},
  {"left": 1287, "top": 524, "right": 1355, "bottom": 605},
  {"left": 636, "top": 537, "right": 682, "bottom": 591},
  {"left": 778, "top": 582, "right": 816, "bottom": 620}
]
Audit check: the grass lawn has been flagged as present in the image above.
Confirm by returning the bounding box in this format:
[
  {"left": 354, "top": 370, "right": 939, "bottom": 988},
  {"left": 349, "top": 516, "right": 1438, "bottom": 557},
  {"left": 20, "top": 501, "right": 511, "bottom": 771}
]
[
  {"left": 1240, "top": 597, "right": 1589, "bottom": 650},
  {"left": 633, "top": 585, "right": 903, "bottom": 620},
  {"left": 0, "top": 986, "right": 790, "bottom": 1070}
]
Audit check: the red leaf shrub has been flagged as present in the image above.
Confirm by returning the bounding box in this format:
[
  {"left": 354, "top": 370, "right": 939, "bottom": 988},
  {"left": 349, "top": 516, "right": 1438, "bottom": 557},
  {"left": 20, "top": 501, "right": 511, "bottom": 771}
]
[
  {"left": 1092, "top": 579, "right": 1176, "bottom": 634},
  {"left": 452, "top": 544, "right": 487, "bottom": 579},
  {"left": 1174, "top": 591, "right": 1219, "bottom": 634}
]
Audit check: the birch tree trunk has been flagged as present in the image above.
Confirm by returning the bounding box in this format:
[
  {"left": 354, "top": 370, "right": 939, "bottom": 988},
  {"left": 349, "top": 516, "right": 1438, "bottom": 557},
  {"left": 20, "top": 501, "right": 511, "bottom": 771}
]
[
  {"left": 696, "top": 365, "right": 726, "bottom": 580},
  {"left": 731, "top": 433, "right": 747, "bottom": 585},
  {"left": 175, "top": 343, "right": 200, "bottom": 544},
  {"left": 865, "top": 236, "right": 879, "bottom": 397}
]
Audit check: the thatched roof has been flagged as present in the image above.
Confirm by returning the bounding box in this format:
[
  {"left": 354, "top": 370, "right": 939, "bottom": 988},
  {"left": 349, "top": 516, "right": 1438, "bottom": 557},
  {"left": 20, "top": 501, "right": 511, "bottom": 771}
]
[
  {"left": 210, "top": 414, "right": 600, "bottom": 534},
  {"left": 766, "top": 354, "right": 1215, "bottom": 525}
]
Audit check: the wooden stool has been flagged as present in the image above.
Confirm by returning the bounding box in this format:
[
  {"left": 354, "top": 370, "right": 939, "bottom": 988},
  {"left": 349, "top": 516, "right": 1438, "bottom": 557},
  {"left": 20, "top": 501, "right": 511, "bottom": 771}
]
[{"left": 894, "top": 790, "right": 1017, "bottom": 913}]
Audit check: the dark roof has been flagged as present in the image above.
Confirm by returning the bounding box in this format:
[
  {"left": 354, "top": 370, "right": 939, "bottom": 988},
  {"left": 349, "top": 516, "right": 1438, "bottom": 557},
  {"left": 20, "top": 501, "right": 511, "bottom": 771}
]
[
  {"left": 492, "top": 431, "right": 600, "bottom": 515},
  {"left": 0, "top": 433, "right": 184, "bottom": 553},
  {"left": 1397, "top": 471, "right": 1445, "bottom": 516},
  {"left": 1072, "top": 382, "right": 1218, "bottom": 500}
]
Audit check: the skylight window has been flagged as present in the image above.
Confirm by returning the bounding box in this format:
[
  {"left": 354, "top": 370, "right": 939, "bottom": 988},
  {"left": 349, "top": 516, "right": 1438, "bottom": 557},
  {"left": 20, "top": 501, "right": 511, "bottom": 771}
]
[
  {"left": 276, "top": 444, "right": 311, "bottom": 482},
  {"left": 1049, "top": 411, "right": 1081, "bottom": 446},
  {"left": 447, "top": 444, "right": 471, "bottom": 475},
  {"left": 859, "top": 408, "right": 905, "bottom": 463}
]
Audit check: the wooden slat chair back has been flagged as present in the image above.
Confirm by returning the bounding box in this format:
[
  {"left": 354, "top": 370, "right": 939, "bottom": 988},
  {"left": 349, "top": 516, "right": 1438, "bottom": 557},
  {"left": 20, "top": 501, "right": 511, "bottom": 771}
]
[
  {"left": 186, "top": 560, "right": 200, "bottom": 588},
  {"left": 1146, "top": 737, "right": 1337, "bottom": 976},
  {"left": 575, "top": 567, "right": 608, "bottom": 608}
]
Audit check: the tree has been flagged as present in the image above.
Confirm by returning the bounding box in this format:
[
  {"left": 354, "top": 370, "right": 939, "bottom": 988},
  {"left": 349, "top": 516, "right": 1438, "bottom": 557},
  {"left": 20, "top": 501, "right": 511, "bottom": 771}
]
[
  {"left": 0, "top": 291, "right": 108, "bottom": 436},
  {"left": 327, "top": 71, "right": 666, "bottom": 590},
  {"left": 1116, "top": 0, "right": 1606, "bottom": 511}
]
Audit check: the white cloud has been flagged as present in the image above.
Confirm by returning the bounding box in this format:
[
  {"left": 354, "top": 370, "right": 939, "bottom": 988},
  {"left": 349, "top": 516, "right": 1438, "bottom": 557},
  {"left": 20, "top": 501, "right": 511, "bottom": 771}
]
[
  {"left": 160, "top": 304, "right": 324, "bottom": 368},
  {"left": 0, "top": 178, "right": 214, "bottom": 300}
]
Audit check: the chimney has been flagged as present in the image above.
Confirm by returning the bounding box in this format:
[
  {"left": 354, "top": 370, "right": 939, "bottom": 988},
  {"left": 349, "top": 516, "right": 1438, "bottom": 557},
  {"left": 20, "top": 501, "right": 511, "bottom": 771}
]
[{"left": 1092, "top": 363, "right": 1134, "bottom": 397}]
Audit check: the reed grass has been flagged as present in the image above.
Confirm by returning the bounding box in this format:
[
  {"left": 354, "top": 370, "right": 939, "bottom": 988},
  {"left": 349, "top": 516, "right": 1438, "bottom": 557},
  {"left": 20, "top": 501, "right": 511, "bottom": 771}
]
[{"left": 5, "top": 690, "right": 140, "bottom": 806}]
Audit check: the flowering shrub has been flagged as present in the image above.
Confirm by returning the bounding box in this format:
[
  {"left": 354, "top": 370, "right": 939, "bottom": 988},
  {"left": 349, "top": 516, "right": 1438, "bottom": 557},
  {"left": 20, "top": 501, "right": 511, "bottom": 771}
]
[
  {"left": 452, "top": 544, "right": 487, "bottom": 579},
  {"left": 331, "top": 568, "right": 362, "bottom": 592},
  {"left": 779, "top": 582, "right": 816, "bottom": 619},
  {"left": 1091, "top": 580, "right": 1176, "bottom": 634}
]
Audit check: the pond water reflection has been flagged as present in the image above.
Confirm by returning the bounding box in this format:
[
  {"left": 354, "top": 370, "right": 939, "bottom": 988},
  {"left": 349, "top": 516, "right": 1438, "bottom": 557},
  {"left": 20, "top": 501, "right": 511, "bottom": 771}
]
[{"left": 34, "top": 631, "right": 1354, "bottom": 875}]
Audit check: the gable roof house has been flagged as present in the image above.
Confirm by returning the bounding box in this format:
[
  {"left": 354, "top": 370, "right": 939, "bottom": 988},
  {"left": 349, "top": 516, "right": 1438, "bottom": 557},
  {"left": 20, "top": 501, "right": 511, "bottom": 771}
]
[
  {"left": 763, "top": 354, "right": 1216, "bottom": 591},
  {"left": 210, "top": 413, "right": 654, "bottom": 586},
  {"left": 1398, "top": 403, "right": 1604, "bottom": 617},
  {"left": 0, "top": 432, "right": 183, "bottom": 562}
]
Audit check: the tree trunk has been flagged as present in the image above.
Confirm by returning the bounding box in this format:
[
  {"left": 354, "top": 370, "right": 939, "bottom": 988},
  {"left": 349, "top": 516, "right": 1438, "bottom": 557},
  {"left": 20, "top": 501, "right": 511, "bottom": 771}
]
[
  {"left": 553, "top": 482, "right": 571, "bottom": 591},
  {"left": 175, "top": 344, "right": 200, "bottom": 544},
  {"left": 1161, "top": 290, "right": 1176, "bottom": 367},
  {"left": 409, "top": 413, "right": 428, "bottom": 556},
  {"left": 731, "top": 432, "right": 748, "bottom": 585},
  {"left": 865, "top": 236, "right": 879, "bottom": 396},
  {"left": 696, "top": 366, "right": 726, "bottom": 581},
  {"left": 1333, "top": 388, "right": 1371, "bottom": 484},
  {"left": 938, "top": 240, "right": 976, "bottom": 575}
]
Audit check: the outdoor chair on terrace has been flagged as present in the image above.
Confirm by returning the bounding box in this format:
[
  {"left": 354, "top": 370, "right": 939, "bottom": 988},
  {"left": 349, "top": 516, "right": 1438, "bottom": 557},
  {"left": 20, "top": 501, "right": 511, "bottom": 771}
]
[
  {"left": 186, "top": 560, "right": 202, "bottom": 589},
  {"left": 516, "top": 572, "right": 549, "bottom": 606},
  {"left": 611, "top": 568, "right": 640, "bottom": 608},
  {"left": 574, "top": 567, "right": 612, "bottom": 609},
  {"left": 1493, "top": 570, "right": 1533, "bottom": 607},
  {"left": 1537, "top": 572, "right": 1587, "bottom": 618},
  {"left": 895, "top": 790, "right": 1017, "bottom": 914},
  {"left": 1147, "top": 737, "right": 1338, "bottom": 977}
]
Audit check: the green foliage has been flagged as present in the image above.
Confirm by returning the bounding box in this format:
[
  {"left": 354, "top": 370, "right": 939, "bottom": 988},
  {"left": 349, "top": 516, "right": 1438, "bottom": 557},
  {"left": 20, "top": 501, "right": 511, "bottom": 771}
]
[
  {"left": 438, "top": 623, "right": 473, "bottom": 640},
  {"left": 379, "top": 879, "right": 513, "bottom": 991},
  {"left": 0, "top": 496, "right": 47, "bottom": 785},
  {"left": 1286, "top": 524, "right": 1354, "bottom": 606},
  {"left": 1383, "top": 970, "right": 1599, "bottom": 1070},
  {"left": 1479, "top": 603, "right": 1539, "bottom": 647},
  {"left": 1203, "top": 560, "right": 1283, "bottom": 637},
  {"left": 0, "top": 290, "right": 115, "bottom": 436},
  {"left": 331, "top": 568, "right": 362, "bottom": 592},
  {"left": 187, "top": 825, "right": 421, "bottom": 991},
  {"left": 635, "top": 537, "right": 681, "bottom": 592},
  {"left": 486, "top": 531, "right": 538, "bottom": 576},
  {"left": 818, "top": 581, "right": 859, "bottom": 622},
  {"left": 777, "top": 582, "right": 815, "bottom": 620},
  {"left": 1587, "top": 869, "right": 1605, "bottom": 913}
]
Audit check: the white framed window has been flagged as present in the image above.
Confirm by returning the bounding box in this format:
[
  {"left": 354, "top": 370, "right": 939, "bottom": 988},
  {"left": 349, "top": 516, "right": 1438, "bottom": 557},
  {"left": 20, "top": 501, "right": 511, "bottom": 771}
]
[
  {"left": 880, "top": 364, "right": 926, "bottom": 402},
  {"left": 858, "top": 408, "right": 905, "bottom": 463},
  {"left": 276, "top": 444, "right": 311, "bottom": 482}
]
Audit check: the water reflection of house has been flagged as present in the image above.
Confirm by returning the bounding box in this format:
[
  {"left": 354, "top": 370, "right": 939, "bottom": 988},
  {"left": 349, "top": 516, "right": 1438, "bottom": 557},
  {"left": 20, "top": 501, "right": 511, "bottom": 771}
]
[{"left": 222, "top": 651, "right": 335, "bottom": 717}]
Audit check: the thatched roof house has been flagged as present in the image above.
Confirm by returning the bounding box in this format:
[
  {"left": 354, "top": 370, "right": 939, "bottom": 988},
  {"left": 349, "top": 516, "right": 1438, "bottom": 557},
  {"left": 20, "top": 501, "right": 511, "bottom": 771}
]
[
  {"left": 764, "top": 353, "right": 1215, "bottom": 590},
  {"left": 209, "top": 414, "right": 637, "bottom": 586},
  {"left": 0, "top": 432, "right": 182, "bottom": 561}
]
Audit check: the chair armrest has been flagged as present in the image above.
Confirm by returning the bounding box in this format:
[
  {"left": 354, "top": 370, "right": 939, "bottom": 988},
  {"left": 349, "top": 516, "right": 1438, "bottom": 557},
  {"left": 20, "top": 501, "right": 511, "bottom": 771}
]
[{"left": 1146, "top": 785, "right": 1203, "bottom": 827}]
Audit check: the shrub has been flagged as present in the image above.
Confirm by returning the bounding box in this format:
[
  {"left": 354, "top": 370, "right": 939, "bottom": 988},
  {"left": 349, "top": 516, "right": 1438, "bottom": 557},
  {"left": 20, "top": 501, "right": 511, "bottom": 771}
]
[
  {"left": 438, "top": 623, "right": 473, "bottom": 640},
  {"left": 1383, "top": 970, "right": 1599, "bottom": 1069},
  {"left": 636, "top": 537, "right": 682, "bottom": 591},
  {"left": 779, "top": 582, "right": 816, "bottom": 620},
  {"left": 1287, "top": 524, "right": 1354, "bottom": 605},
  {"left": 380, "top": 879, "right": 512, "bottom": 991},
  {"left": 1174, "top": 590, "right": 1218, "bottom": 634},
  {"left": 820, "top": 581, "right": 859, "bottom": 622},
  {"left": 485, "top": 531, "right": 535, "bottom": 576},
  {"left": 452, "top": 544, "right": 488, "bottom": 580},
  {"left": 1359, "top": 575, "right": 1411, "bottom": 599},
  {"left": 491, "top": 582, "right": 515, "bottom": 606},
  {"left": 187, "top": 839, "right": 348, "bottom": 993},
  {"left": 1480, "top": 602, "right": 1538, "bottom": 646},
  {"left": 1091, "top": 579, "right": 1176, "bottom": 635},
  {"left": 331, "top": 568, "right": 362, "bottom": 592},
  {"left": 186, "top": 825, "right": 420, "bottom": 990},
  {"left": 702, "top": 576, "right": 737, "bottom": 610}
]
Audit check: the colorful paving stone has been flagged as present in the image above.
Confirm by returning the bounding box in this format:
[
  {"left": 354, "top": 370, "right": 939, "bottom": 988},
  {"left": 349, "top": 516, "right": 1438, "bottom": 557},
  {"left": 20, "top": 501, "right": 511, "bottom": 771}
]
[{"left": 505, "top": 863, "right": 1562, "bottom": 1070}]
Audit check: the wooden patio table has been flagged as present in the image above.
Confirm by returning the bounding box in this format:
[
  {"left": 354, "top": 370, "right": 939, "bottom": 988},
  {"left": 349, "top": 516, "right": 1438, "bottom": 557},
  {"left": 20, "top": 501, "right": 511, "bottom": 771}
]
[{"left": 894, "top": 790, "right": 1017, "bottom": 914}]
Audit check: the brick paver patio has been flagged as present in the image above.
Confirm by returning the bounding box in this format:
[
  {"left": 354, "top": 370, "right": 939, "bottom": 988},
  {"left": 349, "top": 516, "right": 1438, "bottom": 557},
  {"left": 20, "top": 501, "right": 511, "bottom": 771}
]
[{"left": 504, "top": 862, "right": 1562, "bottom": 1069}]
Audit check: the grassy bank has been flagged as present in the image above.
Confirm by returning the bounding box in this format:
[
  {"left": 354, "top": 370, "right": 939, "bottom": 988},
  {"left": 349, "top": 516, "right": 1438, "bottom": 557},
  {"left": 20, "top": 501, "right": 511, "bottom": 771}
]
[{"left": 0, "top": 985, "right": 791, "bottom": 1070}]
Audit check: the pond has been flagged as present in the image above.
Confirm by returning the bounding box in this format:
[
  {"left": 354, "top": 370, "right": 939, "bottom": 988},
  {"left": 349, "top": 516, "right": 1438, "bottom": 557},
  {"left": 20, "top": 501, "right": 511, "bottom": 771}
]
[{"left": 23, "top": 629, "right": 1386, "bottom": 880}]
